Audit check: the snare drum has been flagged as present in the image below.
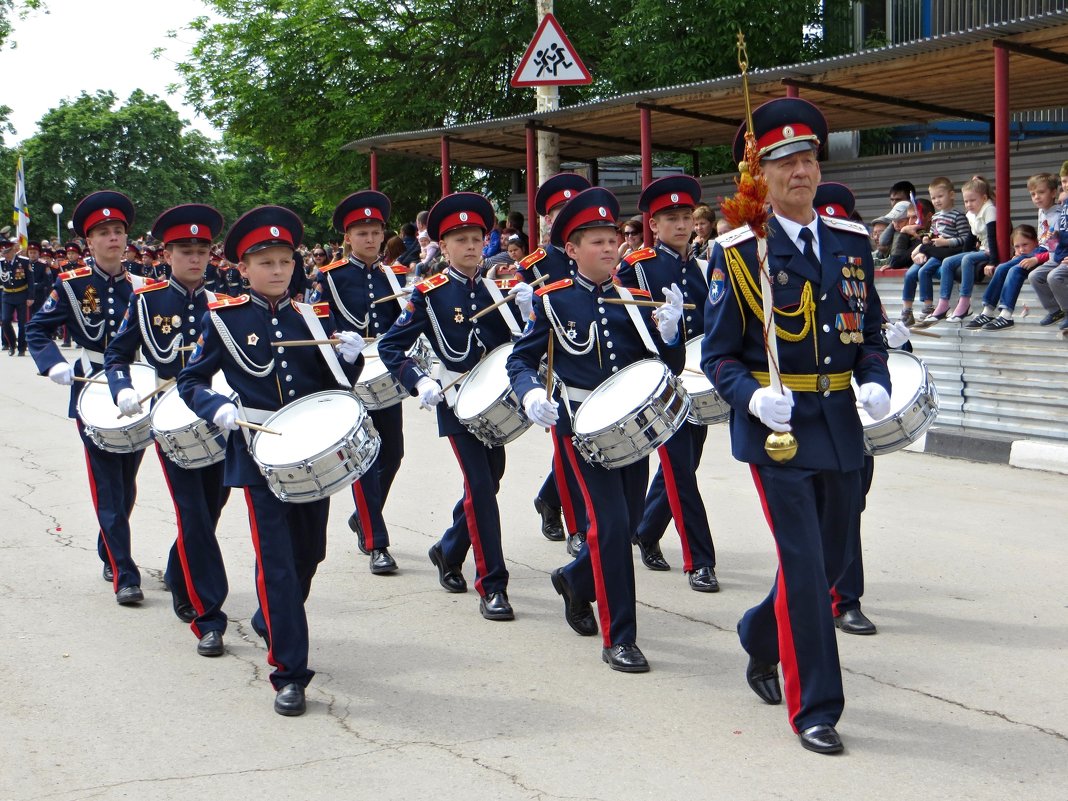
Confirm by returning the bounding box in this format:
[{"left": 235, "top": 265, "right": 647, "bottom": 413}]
[
  {"left": 571, "top": 359, "right": 690, "bottom": 468},
  {"left": 353, "top": 338, "right": 431, "bottom": 410},
  {"left": 681, "top": 337, "right": 730, "bottom": 425},
  {"left": 251, "top": 390, "right": 381, "bottom": 503},
  {"left": 151, "top": 373, "right": 233, "bottom": 469},
  {"left": 77, "top": 363, "right": 158, "bottom": 453},
  {"left": 854, "top": 350, "right": 939, "bottom": 455},
  {"left": 453, "top": 342, "right": 531, "bottom": 447}
]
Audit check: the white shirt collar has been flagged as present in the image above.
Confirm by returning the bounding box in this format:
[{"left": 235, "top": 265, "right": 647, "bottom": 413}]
[{"left": 776, "top": 213, "right": 820, "bottom": 257}]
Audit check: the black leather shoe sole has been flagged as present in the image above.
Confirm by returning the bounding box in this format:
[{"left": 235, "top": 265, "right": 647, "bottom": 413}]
[
  {"left": 746, "top": 656, "right": 782, "bottom": 704},
  {"left": 428, "top": 544, "right": 467, "bottom": 593},
  {"left": 274, "top": 684, "right": 306, "bottom": 716},
  {"left": 533, "top": 497, "right": 566, "bottom": 541},
  {"left": 115, "top": 586, "right": 144, "bottom": 605},
  {"left": 197, "top": 631, "right": 225, "bottom": 657},
  {"left": 601, "top": 644, "right": 650, "bottom": 673},
  {"left": 550, "top": 568, "right": 598, "bottom": 637},
  {"left": 798, "top": 724, "right": 844, "bottom": 754}
]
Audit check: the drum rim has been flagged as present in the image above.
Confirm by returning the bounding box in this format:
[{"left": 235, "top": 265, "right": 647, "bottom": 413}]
[
  {"left": 252, "top": 389, "right": 369, "bottom": 465},
  {"left": 571, "top": 358, "right": 674, "bottom": 436}
]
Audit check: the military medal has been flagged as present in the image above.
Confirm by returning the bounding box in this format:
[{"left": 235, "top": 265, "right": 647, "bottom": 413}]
[
  {"left": 81, "top": 286, "right": 99, "bottom": 315},
  {"left": 454, "top": 307, "right": 464, "bottom": 323},
  {"left": 841, "top": 266, "right": 851, "bottom": 278},
  {"left": 851, "top": 331, "right": 863, "bottom": 343},
  {"left": 776, "top": 270, "right": 788, "bottom": 285},
  {"left": 840, "top": 331, "right": 851, "bottom": 344},
  {"left": 854, "top": 268, "right": 865, "bottom": 281},
  {"left": 172, "top": 315, "right": 181, "bottom": 327},
  {"left": 153, "top": 314, "right": 163, "bottom": 326},
  {"left": 566, "top": 321, "right": 577, "bottom": 340},
  {"left": 247, "top": 333, "right": 259, "bottom": 345},
  {"left": 161, "top": 323, "right": 172, "bottom": 335}
]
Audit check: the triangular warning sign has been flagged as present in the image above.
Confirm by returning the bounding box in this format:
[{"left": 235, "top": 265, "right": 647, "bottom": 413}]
[{"left": 511, "top": 14, "right": 592, "bottom": 87}]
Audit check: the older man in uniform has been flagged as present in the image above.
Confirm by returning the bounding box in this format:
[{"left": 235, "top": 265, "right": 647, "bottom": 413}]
[
  {"left": 702, "top": 98, "right": 891, "bottom": 754},
  {"left": 1, "top": 237, "right": 34, "bottom": 356}
]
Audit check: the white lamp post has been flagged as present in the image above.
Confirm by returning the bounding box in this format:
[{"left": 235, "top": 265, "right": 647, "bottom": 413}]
[{"left": 51, "top": 203, "right": 63, "bottom": 243}]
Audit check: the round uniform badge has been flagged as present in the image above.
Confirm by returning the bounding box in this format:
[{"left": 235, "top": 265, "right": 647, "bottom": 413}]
[
  {"left": 102, "top": 208, "right": 112, "bottom": 217},
  {"left": 364, "top": 207, "right": 372, "bottom": 216},
  {"left": 782, "top": 125, "right": 794, "bottom": 139},
  {"left": 670, "top": 193, "right": 679, "bottom": 203},
  {"left": 825, "top": 206, "right": 836, "bottom": 216},
  {"left": 269, "top": 226, "right": 280, "bottom": 237},
  {"left": 817, "top": 374, "right": 831, "bottom": 392},
  {"left": 459, "top": 212, "right": 469, "bottom": 222},
  {"left": 190, "top": 224, "right": 199, "bottom": 235},
  {"left": 598, "top": 207, "right": 607, "bottom": 217},
  {"left": 563, "top": 190, "right": 573, "bottom": 199}
]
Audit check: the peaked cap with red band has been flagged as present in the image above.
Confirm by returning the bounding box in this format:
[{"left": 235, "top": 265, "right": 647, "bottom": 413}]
[
  {"left": 638, "top": 174, "right": 702, "bottom": 216},
  {"left": 223, "top": 205, "right": 304, "bottom": 263},
  {"left": 151, "top": 204, "right": 224, "bottom": 245},
  {"left": 549, "top": 186, "right": 620, "bottom": 247},
  {"left": 813, "top": 182, "right": 856, "bottom": 219},
  {"left": 333, "top": 190, "right": 391, "bottom": 233},
  {"left": 426, "top": 192, "right": 494, "bottom": 241},
  {"left": 71, "top": 190, "right": 135, "bottom": 238},
  {"left": 731, "top": 97, "right": 827, "bottom": 164},
  {"left": 534, "top": 172, "right": 591, "bottom": 217}
]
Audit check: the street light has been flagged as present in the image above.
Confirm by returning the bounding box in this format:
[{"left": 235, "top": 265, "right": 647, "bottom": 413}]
[{"left": 51, "top": 203, "right": 63, "bottom": 243}]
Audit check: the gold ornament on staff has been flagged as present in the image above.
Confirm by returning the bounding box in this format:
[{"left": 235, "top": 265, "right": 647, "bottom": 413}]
[{"left": 721, "top": 31, "right": 797, "bottom": 463}]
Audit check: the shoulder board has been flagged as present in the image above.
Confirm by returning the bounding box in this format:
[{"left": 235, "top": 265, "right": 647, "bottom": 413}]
[
  {"left": 715, "top": 225, "right": 755, "bottom": 248},
  {"left": 821, "top": 216, "right": 869, "bottom": 237},
  {"left": 415, "top": 273, "right": 449, "bottom": 293},
  {"left": 519, "top": 248, "right": 547, "bottom": 269},
  {"left": 133, "top": 279, "right": 168, "bottom": 295},
  {"left": 494, "top": 277, "right": 518, "bottom": 290},
  {"left": 59, "top": 266, "right": 92, "bottom": 281},
  {"left": 623, "top": 247, "right": 656, "bottom": 266},
  {"left": 535, "top": 278, "right": 572, "bottom": 297},
  {"left": 629, "top": 288, "right": 652, "bottom": 299},
  {"left": 318, "top": 258, "right": 347, "bottom": 273},
  {"left": 208, "top": 294, "right": 249, "bottom": 310},
  {"left": 389, "top": 264, "right": 408, "bottom": 275},
  {"left": 312, "top": 302, "right": 331, "bottom": 318}
]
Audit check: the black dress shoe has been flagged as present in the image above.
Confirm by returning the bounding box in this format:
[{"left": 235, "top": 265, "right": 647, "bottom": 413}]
[
  {"left": 347, "top": 512, "right": 369, "bottom": 555},
  {"left": 197, "top": 630, "right": 225, "bottom": 657},
  {"left": 533, "top": 497, "right": 566, "bottom": 541},
  {"left": 634, "top": 538, "right": 670, "bottom": 571},
  {"left": 566, "top": 531, "right": 586, "bottom": 558},
  {"left": 172, "top": 594, "right": 196, "bottom": 623},
  {"left": 798, "top": 724, "right": 843, "bottom": 754},
  {"left": 273, "top": 683, "right": 306, "bottom": 716},
  {"left": 687, "top": 566, "right": 720, "bottom": 593},
  {"left": 550, "top": 568, "right": 598, "bottom": 636},
  {"left": 369, "top": 548, "right": 398, "bottom": 575},
  {"left": 102, "top": 563, "right": 114, "bottom": 582},
  {"left": 115, "top": 585, "right": 144, "bottom": 605},
  {"left": 479, "top": 591, "right": 515, "bottom": 621},
  {"left": 601, "top": 643, "right": 650, "bottom": 673},
  {"left": 835, "top": 607, "right": 877, "bottom": 635},
  {"left": 428, "top": 543, "right": 467, "bottom": 593},
  {"left": 746, "top": 655, "right": 782, "bottom": 704}
]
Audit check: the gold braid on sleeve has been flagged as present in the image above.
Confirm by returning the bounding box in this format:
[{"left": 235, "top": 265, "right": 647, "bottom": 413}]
[{"left": 724, "top": 246, "right": 815, "bottom": 342}]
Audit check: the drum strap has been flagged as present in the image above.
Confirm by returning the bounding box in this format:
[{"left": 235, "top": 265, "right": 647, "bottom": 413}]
[
  {"left": 480, "top": 278, "right": 521, "bottom": 336},
  {"left": 432, "top": 363, "right": 463, "bottom": 407},
  {"left": 381, "top": 264, "right": 408, "bottom": 313},
  {"left": 235, "top": 402, "right": 274, "bottom": 448},
  {"left": 614, "top": 286, "right": 659, "bottom": 356},
  {"left": 293, "top": 301, "right": 350, "bottom": 389}
]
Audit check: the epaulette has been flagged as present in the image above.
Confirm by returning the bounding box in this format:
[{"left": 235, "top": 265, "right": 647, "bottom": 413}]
[
  {"left": 715, "top": 225, "right": 755, "bottom": 248},
  {"left": 415, "top": 273, "right": 449, "bottom": 293},
  {"left": 208, "top": 294, "right": 249, "bottom": 310},
  {"left": 494, "top": 277, "right": 518, "bottom": 290},
  {"left": 312, "top": 302, "right": 331, "bottom": 318},
  {"left": 535, "top": 278, "right": 572, "bottom": 297},
  {"left": 820, "top": 216, "right": 869, "bottom": 237},
  {"left": 623, "top": 247, "right": 656, "bottom": 266},
  {"left": 519, "top": 248, "right": 547, "bottom": 269},
  {"left": 318, "top": 258, "right": 346, "bottom": 273},
  {"left": 629, "top": 288, "right": 652, "bottom": 299},
  {"left": 134, "top": 279, "right": 167, "bottom": 294},
  {"left": 59, "top": 266, "right": 91, "bottom": 281},
  {"left": 389, "top": 264, "right": 408, "bottom": 275}
]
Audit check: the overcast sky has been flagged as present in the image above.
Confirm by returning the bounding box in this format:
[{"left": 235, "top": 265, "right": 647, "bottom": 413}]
[{"left": 0, "top": 0, "right": 221, "bottom": 145}]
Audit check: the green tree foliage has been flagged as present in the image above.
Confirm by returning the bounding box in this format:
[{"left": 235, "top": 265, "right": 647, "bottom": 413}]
[{"left": 0, "top": 0, "right": 45, "bottom": 49}]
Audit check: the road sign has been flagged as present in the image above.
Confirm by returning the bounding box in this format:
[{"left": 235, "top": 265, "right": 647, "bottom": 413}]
[{"left": 511, "top": 13, "right": 592, "bottom": 87}]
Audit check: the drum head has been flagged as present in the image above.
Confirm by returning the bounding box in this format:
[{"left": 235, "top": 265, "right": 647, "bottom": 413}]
[
  {"left": 253, "top": 391, "right": 363, "bottom": 464},
  {"left": 454, "top": 343, "right": 514, "bottom": 418},
  {"left": 358, "top": 342, "right": 391, "bottom": 381},
  {"left": 152, "top": 372, "right": 232, "bottom": 430},
  {"left": 573, "top": 359, "right": 668, "bottom": 434},
  {"left": 680, "top": 336, "right": 713, "bottom": 393},
  {"left": 78, "top": 363, "right": 157, "bottom": 430},
  {"left": 854, "top": 350, "right": 926, "bottom": 424}
]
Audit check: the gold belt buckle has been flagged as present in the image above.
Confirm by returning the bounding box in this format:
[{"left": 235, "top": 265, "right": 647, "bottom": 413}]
[{"left": 817, "top": 374, "right": 831, "bottom": 393}]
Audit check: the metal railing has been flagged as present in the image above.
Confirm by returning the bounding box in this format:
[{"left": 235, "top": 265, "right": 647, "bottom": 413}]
[{"left": 889, "top": 0, "right": 1068, "bottom": 43}]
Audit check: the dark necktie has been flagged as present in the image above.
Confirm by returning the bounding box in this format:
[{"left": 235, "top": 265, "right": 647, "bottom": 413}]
[{"left": 798, "top": 228, "right": 821, "bottom": 272}]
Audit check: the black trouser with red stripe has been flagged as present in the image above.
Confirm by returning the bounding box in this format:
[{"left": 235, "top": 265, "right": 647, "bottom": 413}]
[
  {"left": 349, "top": 403, "right": 404, "bottom": 551},
  {"left": 2, "top": 297, "right": 28, "bottom": 353},
  {"left": 441, "top": 431, "right": 508, "bottom": 597},
  {"left": 77, "top": 421, "right": 144, "bottom": 592},
  {"left": 156, "top": 445, "right": 230, "bottom": 636},
  {"left": 560, "top": 439, "right": 649, "bottom": 648},
  {"left": 635, "top": 422, "right": 716, "bottom": 571},
  {"left": 830, "top": 455, "right": 875, "bottom": 615},
  {"left": 740, "top": 464, "right": 861, "bottom": 732},
  {"left": 244, "top": 486, "right": 328, "bottom": 691},
  {"left": 535, "top": 425, "right": 587, "bottom": 535}
]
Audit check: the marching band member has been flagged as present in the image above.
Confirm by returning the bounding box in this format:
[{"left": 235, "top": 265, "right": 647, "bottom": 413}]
[
  {"left": 507, "top": 186, "right": 685, "bottom": 673},
  {"left": 177, "top": 206, "right": 365, "bottom": 716},
  {"left": 318, "top": 190, "right": 407, "bottom": 575},
  {"left": 378, "top": 192, "right": 522, "bottom": 622},
  {"left": 105, "top": 204, "right": 232, "bottom": 657},
  {"left": 616, "top": 175, "right": 720, "bottom": 593},
  {"left": 26, "top": 191, "right": 146, "bottom": 605},
  {"left": 702, "top": 98, "right": 891, "bottom": 753}
]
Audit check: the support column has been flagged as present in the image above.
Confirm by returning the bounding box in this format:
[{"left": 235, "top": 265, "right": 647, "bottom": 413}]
[
  {"left": 440, "top": 137, "right": 451, "bottom": 196},
  {"left": 526, "top": 124, "right": 539, "bottom": 246},
  {"left": 785, "top": 85, "right": 799, "bottom": 98},
  {"left": 993, "top": 42, "right": 1011, "bottom": 264},
  {"left": 640, "top": 106, "right": 653, "bottom": 246},
  {"left": 369, "top": 150, "right": 379, "bottom": 191}
]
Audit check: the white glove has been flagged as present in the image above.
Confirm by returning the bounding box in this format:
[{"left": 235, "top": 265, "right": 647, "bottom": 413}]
[
  {"left": 335, "top": 331, "right": 366, "bottom": 364},
  {"left": 116, "top": 388, "right": 143, "bottom": 417},
  {"left": 508, "top": 281, "right": 534, "bottom": 319},
  {"left": 748, "top": 385, "right": 794, "bottom": 432},
  {"left": 522, "top": 387, "right": 559, "bottom": 427},
  {"left": 654, "top": 283, "right": 684, "bottom": 342},
  {"left": 47, "top": 362, "right": 74, "bottom": 386},
  {"left": 416, "top": 377, "right": 444, "bottom": 409},
  {"left": 212, "top": 403, "right": 240, "bottom": 432},
  {"left": 885, "top": 320, "right": 911, "bottom": 349},
  {"left": 857, "top": 383, "right": 891, "bottom": 420}
]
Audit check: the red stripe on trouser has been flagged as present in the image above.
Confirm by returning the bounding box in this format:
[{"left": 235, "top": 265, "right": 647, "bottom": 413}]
[
  {"left": 658, "top": 443, "right": 695, "bottom": 571},
  {"left": 829, "top": 584, "right": 843, "bottom": 617},
  {"left": 82, "top": 439, "right": 117, "bottom": 591},
  {"left": 551, "top": 428, "right": 579, "bottom": 534},
  {"left": 243, "top": 488, "right": 284, "bottom": 677},
  {"left": 350, "top": 481, "right": 374, "bottom": 552},
  {"left": 155, "top": 444, "right": 206, "bottom": 634},
  {"left": 750, "top": 465, "right": 803, "bottom": 732},
  {"left": 563, "top": 437, "right": 612, "bottom": 647},
  {"left": 448, "top": 436, "right": 490, "bottom": 597}
]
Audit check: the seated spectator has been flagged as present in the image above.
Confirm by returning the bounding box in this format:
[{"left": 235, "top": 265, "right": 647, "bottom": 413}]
[
  {"left": 1059, "top": 161, "right": 1068, "bottom": 206},
  {"left": 487, "top": 231, "right": 526, "bottom": 282},
  {"left": 618, "top": 217, "right": 644, "bottom": 259},
  {"left": 398, "top": 222, "right": 420, "bottom": 266},
  {"left": 714, "top": 217, "right": 733, "bottom": 236},
  {"left": 966, "top": 224, "right": 1047, "bottom": 331},
  {"left": 692, "top": 204, "right": 716, "bottom": 260},
  {"left": 876, "top": 180, "right": 917, "bottom": 257},
  {"left": 870, "top": 220, "right": 888, "bottom": 264},
  {"left": 506, "top": 211, "right": 529, "bottom": 252},
  {"left": 905, "top": 177, "right": 972, "bottom": 322},
  {"left": 482, "top": 220, "right": 503, "bottom": 259},
  {"left": 1030, "top": 175, "right": 1068, "bottom": 330}
]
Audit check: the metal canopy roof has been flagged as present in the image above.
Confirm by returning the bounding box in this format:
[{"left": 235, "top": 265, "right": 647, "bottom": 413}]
[{"left": 343, "top": 11, "right": 1068, "bottom": 171}]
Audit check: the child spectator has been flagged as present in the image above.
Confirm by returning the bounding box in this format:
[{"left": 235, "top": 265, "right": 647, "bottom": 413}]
[
  {"left": 906, "top": 177, "right": 972, "bottom": 322},
  {"left": 692, "top": 204, "right": 716, "bottom": 260},
  {"left": 1029, "top": 177, "right": 1068, "bottom": 329},
  {"left": 929, "top": 176, "right": 998, "bottom": 322},
  {"left": 966, "top": 224, "right": 1045, "bottom": 330},
  {"left": 482, "top": 220, "right": 503, "bottom": 259}
]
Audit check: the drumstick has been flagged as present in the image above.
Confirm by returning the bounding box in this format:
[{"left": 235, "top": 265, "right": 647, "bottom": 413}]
[
  {"left": 235, "top": 419, "right": 282, "bottom": 435},
  {"left": 115, "top": 378, "right": 177, "bottom": 419},
  {"left": 272, "top": 337, "right": 376, "bottom": 347},
  {"left": 469, "top": 275, "right": 550, "bottom": 321},
  {"left": 882, "top": 323, "right": 941, "bottom": 340},
  {"left": 603, "top": 298, "right": 697, "bottom": 310},
  {"left": 543, "top": 333, "right": 555, "bottom": 433},
  {"left": 439, "top": 370, "right": 469, "bottom": 393},
  {"left": 69, "top": 376, "right": 108, "bottom": 385},
  {"left": 372, "top": 289, "right": 412, "bottom": 305},
  {"left": 684, "top": 366, "right": 705, "bottom": 375}
]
